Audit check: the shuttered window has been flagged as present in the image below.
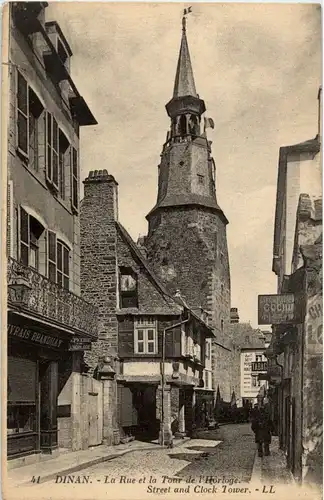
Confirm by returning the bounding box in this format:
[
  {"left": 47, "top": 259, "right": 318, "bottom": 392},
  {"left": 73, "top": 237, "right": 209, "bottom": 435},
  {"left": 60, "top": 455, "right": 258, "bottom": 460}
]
[
  {"left": 71, "top": 147, "right": 78, "bottom": 212},
  {"left": 48, "top": 232, "right": 70, "bottom": 289},
  {"left": 19, "top": 209, "right": 45, "bottom": 270},
  {"left": 17, "top": 71, "right": 28, "bottom": 156},
  {"left": 16, "top": 71, "right": 43, "bottom": 167}
]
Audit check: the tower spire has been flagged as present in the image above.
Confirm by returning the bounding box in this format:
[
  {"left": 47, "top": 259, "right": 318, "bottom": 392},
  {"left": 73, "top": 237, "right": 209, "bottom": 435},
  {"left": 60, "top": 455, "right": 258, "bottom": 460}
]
[{"left": 173, "top": 11, "right": 197, "bottom": 98}]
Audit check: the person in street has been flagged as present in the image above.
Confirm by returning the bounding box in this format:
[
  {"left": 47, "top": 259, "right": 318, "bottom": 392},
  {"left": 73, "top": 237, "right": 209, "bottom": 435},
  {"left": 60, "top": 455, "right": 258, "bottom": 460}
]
[{"left": 251, "top": 405, "right": 274, "bottom": 457}]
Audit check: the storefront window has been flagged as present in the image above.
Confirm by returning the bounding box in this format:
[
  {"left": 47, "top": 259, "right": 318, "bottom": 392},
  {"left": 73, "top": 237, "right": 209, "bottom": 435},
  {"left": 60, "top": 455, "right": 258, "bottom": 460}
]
[
  {"left": 7, "top": 405, "right": 36, "bottom": 435},
  {"left": 7, "top": 357, "right": 37, "bottom": 436}
]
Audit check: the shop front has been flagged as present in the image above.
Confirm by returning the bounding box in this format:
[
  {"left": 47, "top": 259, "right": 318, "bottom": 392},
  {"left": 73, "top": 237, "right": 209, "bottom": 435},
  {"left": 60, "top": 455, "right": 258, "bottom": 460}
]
[{"left": 7, "top": 315, "right": 71, "bottom": 459}]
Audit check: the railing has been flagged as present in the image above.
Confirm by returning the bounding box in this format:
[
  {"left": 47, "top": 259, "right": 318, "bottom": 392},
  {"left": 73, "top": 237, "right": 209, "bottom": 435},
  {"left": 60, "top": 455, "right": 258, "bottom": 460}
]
[{"left": 7, "top": 258, "right": 98, "bottom": 339}]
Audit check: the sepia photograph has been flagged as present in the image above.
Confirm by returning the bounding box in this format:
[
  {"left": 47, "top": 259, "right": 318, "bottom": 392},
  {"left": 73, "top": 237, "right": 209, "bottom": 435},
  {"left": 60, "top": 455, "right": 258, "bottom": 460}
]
[{"left": 1, "top": 2, "right": 322, "bottom": 499}]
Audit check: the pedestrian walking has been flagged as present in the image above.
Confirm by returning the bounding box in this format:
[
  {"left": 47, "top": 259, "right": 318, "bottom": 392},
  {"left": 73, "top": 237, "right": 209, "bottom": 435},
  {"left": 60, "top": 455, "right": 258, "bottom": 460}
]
[{"left": 251, "top": 405, "right": 274, "bottom": 457}]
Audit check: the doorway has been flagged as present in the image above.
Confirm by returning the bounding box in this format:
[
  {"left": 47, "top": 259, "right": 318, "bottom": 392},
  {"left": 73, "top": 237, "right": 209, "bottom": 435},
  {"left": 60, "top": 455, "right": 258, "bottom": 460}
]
[{"left": 88, "top": 378, "right": 103, "bottom": 447}]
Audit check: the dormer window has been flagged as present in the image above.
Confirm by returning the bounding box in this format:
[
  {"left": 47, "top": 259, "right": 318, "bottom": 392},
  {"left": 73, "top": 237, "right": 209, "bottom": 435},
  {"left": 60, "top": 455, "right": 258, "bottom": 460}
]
[
  {"left": 119, "top": 267, "right": 138, "bottom": 308},
  {"left": 197, "top": 174, "right": 204, "bottom": 185}
]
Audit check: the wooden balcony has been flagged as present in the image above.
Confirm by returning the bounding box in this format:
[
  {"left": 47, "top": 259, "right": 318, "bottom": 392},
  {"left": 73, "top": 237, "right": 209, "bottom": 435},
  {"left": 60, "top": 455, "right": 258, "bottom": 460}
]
[{"left": 7, "top": 258, "right": 98, "bottom": 340}]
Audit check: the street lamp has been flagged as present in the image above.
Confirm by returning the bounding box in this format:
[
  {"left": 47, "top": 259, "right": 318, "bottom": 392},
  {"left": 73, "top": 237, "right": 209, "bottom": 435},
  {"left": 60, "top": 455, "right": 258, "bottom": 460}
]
[{"left": 8, "top": 276, "right": 31, "bottom": 306}]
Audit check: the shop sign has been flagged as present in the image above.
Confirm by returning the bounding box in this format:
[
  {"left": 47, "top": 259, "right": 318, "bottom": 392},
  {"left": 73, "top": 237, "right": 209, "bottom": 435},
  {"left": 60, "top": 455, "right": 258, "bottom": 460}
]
[
  {"left": 8, "top": 324, "right": 65, "bottom": 349},
  {"left": 251, "top": 361, "right": 267, "bottom": 372},
  {"left": 69, "top": 337, "right": 92, "bottom": 351},
  {"left": 258, "top": 294, "right": 296, "bottom": 325}
]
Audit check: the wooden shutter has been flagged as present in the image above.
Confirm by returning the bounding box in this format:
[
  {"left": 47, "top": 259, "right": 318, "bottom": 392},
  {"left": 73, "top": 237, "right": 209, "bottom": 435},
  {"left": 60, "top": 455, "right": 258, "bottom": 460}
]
[
  {"left": 45, "top": 112, "right": 52, "bottom": 183},
  {"left": 48, "top": 230, "right": 57, "bottom": 282},
  {"left": 19, "top": 207, "right": 29, "bottom": 266},
  {"left": 71, "top": 147, "right": 78, "bottom": 212},
  {"left": 52, "top": 117, "right": 59, "bottom": 189},
  {"left": 7, "top": 181, "right": 13, "bottom": 257},
  {"left": 17, "top": 70, "right": 29, "bottom": 157}
]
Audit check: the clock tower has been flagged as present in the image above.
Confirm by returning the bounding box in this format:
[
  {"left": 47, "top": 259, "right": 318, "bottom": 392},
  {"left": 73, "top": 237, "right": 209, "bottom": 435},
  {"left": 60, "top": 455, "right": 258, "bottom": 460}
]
[{"left": 145, "top": 16, "right": 232, "bottom": 400}]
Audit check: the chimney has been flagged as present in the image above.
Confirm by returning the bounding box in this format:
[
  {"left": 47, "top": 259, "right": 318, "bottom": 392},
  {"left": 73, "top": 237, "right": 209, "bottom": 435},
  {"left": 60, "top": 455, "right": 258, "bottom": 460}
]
[
  {"left": 80, "top": 169, "right": 119, "bottom": 365},
  {"left": 83, "top": 169, "right": 119, "bottom": 221},
  {"left": 137, "top": 235, "right": 147, "bottom": 258},
  {"left": 230, "top": 307, "right": 239, "bottom": 324}
]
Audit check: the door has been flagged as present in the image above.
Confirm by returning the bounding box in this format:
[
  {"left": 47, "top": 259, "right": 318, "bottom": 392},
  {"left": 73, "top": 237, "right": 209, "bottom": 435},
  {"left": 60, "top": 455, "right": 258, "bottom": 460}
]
[{"left": 88, "top": 379, "right": 103, "bottom": 447}]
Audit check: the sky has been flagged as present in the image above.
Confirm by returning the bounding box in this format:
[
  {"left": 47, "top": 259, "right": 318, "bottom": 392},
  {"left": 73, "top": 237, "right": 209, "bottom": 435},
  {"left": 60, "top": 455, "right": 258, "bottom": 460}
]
[{"left": 47, "top": 2, "right": 321, "bottom": 327}]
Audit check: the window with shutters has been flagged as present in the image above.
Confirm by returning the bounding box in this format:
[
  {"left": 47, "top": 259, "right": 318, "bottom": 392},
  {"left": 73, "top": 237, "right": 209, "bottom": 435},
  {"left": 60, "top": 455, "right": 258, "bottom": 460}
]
[
  {"left": 16, "top": 71, "right": 43, "bottom": 166},
  {"left": 48, "top": 231, "right": 70, "bottom": 290},
  {"left": 71, "top": 147, "right": 78, "bottom": 212},
  {"left": 19, "top": 208, "right": 45, "bottom": 271},
  {"left": 119, "top": 267, "right": 138, "bottom": 308},
  {"left": 134, "top": 317, "right": 157, "bottom": 354}
]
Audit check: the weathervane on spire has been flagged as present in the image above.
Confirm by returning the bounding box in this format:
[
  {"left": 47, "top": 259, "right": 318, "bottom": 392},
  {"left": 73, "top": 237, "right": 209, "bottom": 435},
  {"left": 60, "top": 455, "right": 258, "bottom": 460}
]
[{"left": 182, "top": 6, "right": 192, "bottom": 32}]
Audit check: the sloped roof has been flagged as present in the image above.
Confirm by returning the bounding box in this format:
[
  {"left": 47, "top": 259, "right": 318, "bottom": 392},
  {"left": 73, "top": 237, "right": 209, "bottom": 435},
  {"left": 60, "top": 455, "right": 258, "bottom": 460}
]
[
  {"left": 146, "top": 194, "right": 228, "bottom": 225},
  {"left": 173, "top": 23, "right": 197, "bottom": 98},
  {"left": 116, "top": 221, "right": 216, "bottom": 337}
]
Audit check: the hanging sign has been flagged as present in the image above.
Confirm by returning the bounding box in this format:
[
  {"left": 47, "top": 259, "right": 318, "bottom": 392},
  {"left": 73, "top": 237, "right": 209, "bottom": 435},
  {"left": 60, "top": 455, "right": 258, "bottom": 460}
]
[
  {"left": 69, "top": 337, "right": 92, "bottom": 351},
  {"left": 258, "top": 294, "right": 296, "bottom": 325}
]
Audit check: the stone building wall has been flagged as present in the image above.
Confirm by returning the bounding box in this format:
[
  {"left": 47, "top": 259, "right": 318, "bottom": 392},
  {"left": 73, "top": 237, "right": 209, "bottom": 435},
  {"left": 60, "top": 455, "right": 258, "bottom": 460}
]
[{"left": 80, "top": 170, "right": 119, "bottom": 369}]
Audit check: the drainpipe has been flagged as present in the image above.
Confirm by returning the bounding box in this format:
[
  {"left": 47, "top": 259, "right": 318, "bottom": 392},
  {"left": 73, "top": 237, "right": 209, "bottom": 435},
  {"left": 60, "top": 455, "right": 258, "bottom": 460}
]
[{"left": 160, "top": 314, "right": 190, "bottom": 447}]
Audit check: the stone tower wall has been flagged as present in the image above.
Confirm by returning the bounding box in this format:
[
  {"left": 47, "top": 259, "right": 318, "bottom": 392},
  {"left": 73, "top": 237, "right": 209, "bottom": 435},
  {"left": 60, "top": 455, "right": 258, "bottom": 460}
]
[{"left": 146, "top": 206, "right": 232, "bottom": 401}]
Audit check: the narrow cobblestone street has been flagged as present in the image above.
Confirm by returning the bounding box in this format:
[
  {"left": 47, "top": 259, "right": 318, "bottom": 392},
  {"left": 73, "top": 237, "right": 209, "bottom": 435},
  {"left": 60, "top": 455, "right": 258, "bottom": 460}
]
[{"left": 7, "top": 424, "right": 304, "bottom": 500}]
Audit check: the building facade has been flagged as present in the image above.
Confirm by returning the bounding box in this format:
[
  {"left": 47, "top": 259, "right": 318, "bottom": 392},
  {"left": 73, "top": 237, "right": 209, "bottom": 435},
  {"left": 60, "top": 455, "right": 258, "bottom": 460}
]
[
  {"left": 265, "top": 88, "right": 322, "bottom": 489},
  {"left": 144, "top": 16, "right": 232, "bottom": 405},
  {"left": 229, "top": 309, "right": 270, "bottom": 408},
  {"left": 240, "top": 349, "right": 268, "bottom": 406},
  {"left": 80, "top": 169, "right": 217, "bottom": 445},
  {"left": 6, "top": 2, "right": 98, "bottom": 461}
]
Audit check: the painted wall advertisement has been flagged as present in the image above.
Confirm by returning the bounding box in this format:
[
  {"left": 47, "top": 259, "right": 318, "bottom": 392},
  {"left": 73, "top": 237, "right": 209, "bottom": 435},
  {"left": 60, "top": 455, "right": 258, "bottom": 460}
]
[{"left": 305, "top": 292, "right": 322, "bottom": 356}]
